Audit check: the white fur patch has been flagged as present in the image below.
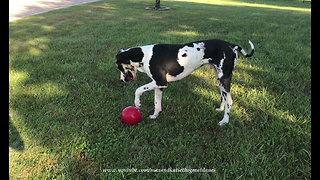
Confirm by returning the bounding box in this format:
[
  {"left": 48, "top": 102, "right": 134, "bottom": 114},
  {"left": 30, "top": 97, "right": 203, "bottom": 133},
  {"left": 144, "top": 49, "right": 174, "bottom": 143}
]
[
  {"left": 177, "top": 42, "right": 205, "bottom": 67},
  {"left": 240, "top": 49, "right": 246, "bottom": 56},
  {"left": 163, "top": 42, "right": 208, "bottom": 82},
  {"left": 249, "top": 40, "right": 254, "bottom": 50},
  {"left": 214, "top": 53, "right": 226, "bottom": 79},
  {"left": 140, "top": 45, "right": 155, "bottom": 76}
]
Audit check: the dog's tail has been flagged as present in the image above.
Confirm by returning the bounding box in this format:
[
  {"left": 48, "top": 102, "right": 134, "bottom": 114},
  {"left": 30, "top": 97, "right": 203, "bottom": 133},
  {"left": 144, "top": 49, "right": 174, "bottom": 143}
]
[{"left": 236, "top": 40, "right": 254, "bottom": 58}]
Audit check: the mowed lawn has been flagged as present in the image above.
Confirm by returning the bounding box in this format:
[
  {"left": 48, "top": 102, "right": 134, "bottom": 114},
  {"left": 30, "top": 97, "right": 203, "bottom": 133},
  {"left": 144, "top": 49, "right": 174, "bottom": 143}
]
[{"left": 9, "top": 0, "right": 310, "bottom": 179}]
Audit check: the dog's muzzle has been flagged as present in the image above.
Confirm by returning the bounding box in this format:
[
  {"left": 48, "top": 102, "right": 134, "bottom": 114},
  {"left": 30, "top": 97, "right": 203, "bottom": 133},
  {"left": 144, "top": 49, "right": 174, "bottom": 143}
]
[{"left": 120, "top": 70, "right": 136, "bottom": 82}]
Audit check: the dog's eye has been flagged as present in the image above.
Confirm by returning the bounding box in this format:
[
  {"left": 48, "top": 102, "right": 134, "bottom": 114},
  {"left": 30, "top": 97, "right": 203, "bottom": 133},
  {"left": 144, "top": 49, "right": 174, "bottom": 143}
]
[{"left": 124, "top": 66, "right": 134, "bottom": 71}]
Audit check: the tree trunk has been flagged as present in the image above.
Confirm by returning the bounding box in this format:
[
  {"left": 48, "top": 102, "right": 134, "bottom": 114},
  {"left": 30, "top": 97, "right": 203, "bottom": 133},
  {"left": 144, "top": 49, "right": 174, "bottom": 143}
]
[{"left": 155, "top": 0, "right": 160, "bottom": 9}]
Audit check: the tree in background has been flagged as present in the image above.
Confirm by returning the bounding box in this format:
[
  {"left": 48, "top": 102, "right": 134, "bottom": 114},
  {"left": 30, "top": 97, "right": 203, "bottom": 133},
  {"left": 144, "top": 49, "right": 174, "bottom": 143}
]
[
  {"left": 155, "top": 0, "right": 160, "bottom": 9},
  {"left": 146, "top": 0, "right": 170, "bottom": 10}
]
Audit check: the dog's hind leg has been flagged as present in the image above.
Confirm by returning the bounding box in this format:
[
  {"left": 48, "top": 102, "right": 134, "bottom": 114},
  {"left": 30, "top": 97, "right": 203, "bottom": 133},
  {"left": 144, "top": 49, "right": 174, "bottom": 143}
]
[
  {"left": 217, "top": 75, "right": 233, "bottom": 126},
  {"left": 213, "top": 68, "right": 225, "bottom": 112},
  {"left": 216, "top": 80, "right": 226, "bottom": 112}
]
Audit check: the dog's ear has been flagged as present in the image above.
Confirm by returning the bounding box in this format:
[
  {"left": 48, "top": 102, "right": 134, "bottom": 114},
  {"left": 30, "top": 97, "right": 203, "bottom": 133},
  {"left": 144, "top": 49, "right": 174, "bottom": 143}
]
[
  {"left": 126, "top": 48, "right": 144, "bottom": 62},
  {"left": 116, "top": 49, "right": 125, "bottom": 58},
  {"left": 116, "top": 50, "right": 130, "bottom": 65}
]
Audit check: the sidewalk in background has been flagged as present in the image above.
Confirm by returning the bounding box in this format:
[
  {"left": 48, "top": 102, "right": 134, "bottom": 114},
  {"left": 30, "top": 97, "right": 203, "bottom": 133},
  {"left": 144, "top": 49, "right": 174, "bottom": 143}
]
[{"left": 9, "top": 0, "right": 101, "bottom": 22}]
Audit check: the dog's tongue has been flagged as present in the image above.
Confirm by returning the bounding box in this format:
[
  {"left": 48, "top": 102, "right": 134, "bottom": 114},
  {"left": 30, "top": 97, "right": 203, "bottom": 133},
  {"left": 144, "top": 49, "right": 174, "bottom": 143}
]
[
  {"left": 132, "top": 70, "right": 136, "bottom": 80},
  {"left": 129, "top": 71, "right": 136, "bottom": 80}
]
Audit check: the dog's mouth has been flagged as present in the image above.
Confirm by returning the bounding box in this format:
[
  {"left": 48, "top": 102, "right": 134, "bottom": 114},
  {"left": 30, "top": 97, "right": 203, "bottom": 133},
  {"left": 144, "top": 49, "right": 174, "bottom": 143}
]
[{"left": 126, "top": 70, "right": 136, "bottom": 81}]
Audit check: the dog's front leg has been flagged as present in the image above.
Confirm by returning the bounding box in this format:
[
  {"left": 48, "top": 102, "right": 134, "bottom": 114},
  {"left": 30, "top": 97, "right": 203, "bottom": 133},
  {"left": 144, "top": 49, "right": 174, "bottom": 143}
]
[
  {"left": 135, "top": 81, "right": 157, "bottom": 109},
  {"left": 150, "top": 88, "right": 163, "bottom": 119}
]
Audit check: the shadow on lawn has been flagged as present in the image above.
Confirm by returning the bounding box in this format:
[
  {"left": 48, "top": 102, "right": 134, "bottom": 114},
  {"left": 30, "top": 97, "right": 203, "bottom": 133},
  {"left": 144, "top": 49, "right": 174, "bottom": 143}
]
[
  {"left": 9, "top": 116, "right": 25, "bottom": 151},
  {"left": 9, "top": 0, "right": 310, "bottom": 178}
]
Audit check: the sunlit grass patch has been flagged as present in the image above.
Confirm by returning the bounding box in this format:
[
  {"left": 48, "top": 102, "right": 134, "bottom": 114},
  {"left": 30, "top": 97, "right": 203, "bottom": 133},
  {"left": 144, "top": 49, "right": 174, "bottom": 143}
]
[{"left": 170, "top": 0, "right": 311, "bottom": 12}]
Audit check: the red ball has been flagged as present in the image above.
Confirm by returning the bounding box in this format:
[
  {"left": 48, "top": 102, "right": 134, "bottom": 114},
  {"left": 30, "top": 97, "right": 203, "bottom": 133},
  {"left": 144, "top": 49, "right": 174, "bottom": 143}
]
[{"left": 121, "top": 106, "right": 141, "bottom": 125}]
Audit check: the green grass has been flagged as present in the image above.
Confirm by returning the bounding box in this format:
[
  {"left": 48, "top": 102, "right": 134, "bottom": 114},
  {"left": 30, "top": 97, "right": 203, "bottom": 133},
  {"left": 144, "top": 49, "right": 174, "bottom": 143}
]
[{"left": 9, "top": 0, "right": 310, "bottom": 178}]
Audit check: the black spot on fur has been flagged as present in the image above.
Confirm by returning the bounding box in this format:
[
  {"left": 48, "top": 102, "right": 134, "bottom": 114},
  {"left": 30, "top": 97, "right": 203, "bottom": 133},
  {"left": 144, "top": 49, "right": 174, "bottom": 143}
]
[
  {"left": 127, "top": 47, "right": 144, "bottom": 62},
  {"left": 203, "top": 39, "right": 235, "bottom": 65},
  {"left": 222, "top": 91, "right": 227, "bottom": 98},
  {"left": 220, "top": 74, "right": 232, "bottom": 92},
  {"left": 197, "top": 48, "right": 200, "bottom": 51},
  {"left": 182, "top": 53, "right": 187, "bottom": 57},
  {"left": 149, "top": 44, "right": 184, "bottom": 86}
]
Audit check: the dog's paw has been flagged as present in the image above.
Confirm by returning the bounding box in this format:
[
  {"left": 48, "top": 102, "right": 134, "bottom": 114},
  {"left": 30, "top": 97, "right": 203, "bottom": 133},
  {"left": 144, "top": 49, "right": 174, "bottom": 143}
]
[
  {"left": 149, "top": 115, "right": 157, "bottom": 119},
  {"left": 218, "top": 118, "right": 229, "bottom": 126},
  {"left": 215, "top": 107, "right": 224, "bottom": 112},
  {"left": 134, "top": 100, "right": 141, "bottom": 109}
]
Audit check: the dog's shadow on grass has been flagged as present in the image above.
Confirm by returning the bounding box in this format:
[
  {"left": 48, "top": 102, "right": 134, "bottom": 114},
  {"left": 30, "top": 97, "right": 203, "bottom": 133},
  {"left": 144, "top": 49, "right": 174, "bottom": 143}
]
[{"left": 9, "top": 115, "right": 25, "bottom": 151}]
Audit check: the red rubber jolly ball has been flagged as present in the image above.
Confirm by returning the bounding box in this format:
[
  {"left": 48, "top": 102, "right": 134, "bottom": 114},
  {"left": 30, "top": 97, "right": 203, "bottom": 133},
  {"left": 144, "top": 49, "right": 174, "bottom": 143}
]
[{"left": 121, "top": 106, "right": 141, "bottom": 125}]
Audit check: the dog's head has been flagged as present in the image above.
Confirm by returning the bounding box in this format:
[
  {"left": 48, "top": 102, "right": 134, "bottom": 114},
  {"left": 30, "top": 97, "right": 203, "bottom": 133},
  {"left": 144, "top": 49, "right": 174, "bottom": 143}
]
[{"left": 116, "top": 49, "right": 138, "bottom": 82}]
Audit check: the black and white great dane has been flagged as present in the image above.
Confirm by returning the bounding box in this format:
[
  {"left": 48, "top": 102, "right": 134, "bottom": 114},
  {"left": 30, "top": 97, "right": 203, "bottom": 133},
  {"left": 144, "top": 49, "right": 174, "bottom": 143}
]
[{"left": 116, "top": 39, "right": 254, "bottom": 126}]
